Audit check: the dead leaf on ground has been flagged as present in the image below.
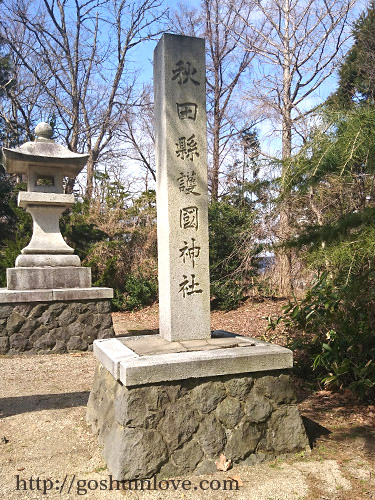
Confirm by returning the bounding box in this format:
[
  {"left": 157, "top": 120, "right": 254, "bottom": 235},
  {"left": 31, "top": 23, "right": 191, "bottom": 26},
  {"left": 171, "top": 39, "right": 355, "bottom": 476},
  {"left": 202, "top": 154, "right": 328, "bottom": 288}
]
[
  {"left": 215, "top": 454, "right": 232, "bottom": 472},
  {"left": 70, "top": 353, "right": 83, "bottom": 357},
  {"left": 228, "top": 475, "right": 243, "bottom": 487}
]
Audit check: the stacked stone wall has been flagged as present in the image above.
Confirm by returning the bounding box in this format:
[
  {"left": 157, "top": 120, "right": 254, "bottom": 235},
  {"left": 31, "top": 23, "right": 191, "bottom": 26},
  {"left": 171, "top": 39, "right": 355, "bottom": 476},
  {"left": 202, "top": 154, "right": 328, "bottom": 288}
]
[
  {"left": 0, "top": 300, "right": 114, "bottom": 355},
  {"left": 87, "top": 363, "right": 309, "bottom": 479}
]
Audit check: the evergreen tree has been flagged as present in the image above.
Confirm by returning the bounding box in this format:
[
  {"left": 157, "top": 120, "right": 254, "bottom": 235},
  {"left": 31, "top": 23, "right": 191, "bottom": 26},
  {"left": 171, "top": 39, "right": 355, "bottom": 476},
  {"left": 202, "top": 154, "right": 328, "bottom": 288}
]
[
  {"left": 273, "top": 4, "right": 375, "bottom": 399},
  {"left": 0, "top": 36, "right": 16, "bottom": 244},
  {"left": 334, "top": 1, "right": 375, "bottom": 106}
]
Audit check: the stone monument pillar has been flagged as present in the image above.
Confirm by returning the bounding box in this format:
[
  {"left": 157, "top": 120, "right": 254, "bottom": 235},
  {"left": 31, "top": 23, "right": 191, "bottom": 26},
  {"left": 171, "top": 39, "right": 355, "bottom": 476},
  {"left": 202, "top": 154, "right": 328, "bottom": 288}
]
[
  {"left": 154, "top": 34, "right": 210, "bottom": 341},
  {"left": 86, "top": 34, "right": 309, "bottom": 480},
  {"left": 0, "top": 123, "right": 114, "bottom": 354}
]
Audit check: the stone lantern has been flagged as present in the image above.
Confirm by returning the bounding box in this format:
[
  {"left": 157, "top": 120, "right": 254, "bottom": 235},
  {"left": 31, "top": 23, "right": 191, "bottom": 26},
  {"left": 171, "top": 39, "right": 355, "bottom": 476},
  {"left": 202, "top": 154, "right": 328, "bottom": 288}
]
[
  {"left": 2, "top": 122, "right": 91, "bottom": 289},
  {"left": 0, "top": 122, "right": 114, "bottom": 355}
]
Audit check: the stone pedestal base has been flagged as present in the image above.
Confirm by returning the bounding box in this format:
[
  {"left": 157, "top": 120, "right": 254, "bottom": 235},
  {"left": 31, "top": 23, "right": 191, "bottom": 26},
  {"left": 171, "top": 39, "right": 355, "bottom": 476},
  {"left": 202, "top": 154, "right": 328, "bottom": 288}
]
[
  {"left": 0, "top": 287, "right": 114, "bottom": 354},
  {"left": 15, "top": 254, "right": 81, "bottom": 267},
  {"left": 87, "top": 335, "right": 309, "bottom": 479},
  {"left": 7, "top": 266, "right": 91, "bottom": 290}
]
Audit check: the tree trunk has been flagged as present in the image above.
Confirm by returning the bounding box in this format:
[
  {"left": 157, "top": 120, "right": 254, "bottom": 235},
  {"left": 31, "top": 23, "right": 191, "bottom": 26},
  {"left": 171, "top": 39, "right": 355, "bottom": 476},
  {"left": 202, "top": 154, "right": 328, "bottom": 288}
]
[
  {"left": 211, "top": 88, "right": 221, "bottom": 201},
  {"left": 85, "top": 154, "right": 96, "bottom": 200},
  {"left": 277, "top": 0, "right": 293, "bottom": 296}
]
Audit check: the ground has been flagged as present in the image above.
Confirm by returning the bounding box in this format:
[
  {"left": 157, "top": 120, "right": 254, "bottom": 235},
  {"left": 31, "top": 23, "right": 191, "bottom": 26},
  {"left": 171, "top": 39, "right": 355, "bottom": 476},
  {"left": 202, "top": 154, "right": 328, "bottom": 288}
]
[{"left": 0, "top": 299, "right": 374, "bottom": 499}]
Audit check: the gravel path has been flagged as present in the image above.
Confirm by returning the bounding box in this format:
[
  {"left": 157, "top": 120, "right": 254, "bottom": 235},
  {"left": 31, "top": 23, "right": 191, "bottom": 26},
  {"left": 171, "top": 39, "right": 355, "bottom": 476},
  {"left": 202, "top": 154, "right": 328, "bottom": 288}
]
[{"left": 1, "top": 352, "right": 374, "bottom": 499}]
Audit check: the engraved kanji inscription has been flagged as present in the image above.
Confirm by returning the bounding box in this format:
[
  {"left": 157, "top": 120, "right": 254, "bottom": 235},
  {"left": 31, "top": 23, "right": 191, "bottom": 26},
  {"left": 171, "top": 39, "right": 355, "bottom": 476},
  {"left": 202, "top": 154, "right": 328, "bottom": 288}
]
[
  {"left": 177, "top": 103, "right": 198, "bottom": 121},
  {"left": 177, "top": 171, "right": 200, "bottom": 196},
  {"left": 179, "top": 274, "right": 203, "bottom": 297},
  {"left": 180, "top": 206, "right": 199, "bottom": 230},
  {"left": 172, "top": 60, "right": 200, "bottom": 86},
  {"left": 179, "top": 238, "right": 201, "bottom": 268},
  {"left": 175, "top": 135, "right": 200, "bottom": 162}
]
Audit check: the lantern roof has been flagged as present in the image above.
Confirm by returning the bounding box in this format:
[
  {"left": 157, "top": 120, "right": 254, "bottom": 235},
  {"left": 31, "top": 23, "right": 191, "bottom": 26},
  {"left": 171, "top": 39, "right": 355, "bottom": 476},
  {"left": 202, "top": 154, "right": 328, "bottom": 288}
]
[{"left": 2, "top": 122, "right": 89, "bottom": 177}]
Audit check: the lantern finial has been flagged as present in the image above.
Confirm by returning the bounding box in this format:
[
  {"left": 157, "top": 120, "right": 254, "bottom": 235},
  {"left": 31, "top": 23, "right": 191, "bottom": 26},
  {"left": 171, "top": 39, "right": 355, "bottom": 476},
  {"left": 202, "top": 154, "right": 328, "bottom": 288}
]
[{"left": 35, "top": 122, "right": 53, "bottom": 142}]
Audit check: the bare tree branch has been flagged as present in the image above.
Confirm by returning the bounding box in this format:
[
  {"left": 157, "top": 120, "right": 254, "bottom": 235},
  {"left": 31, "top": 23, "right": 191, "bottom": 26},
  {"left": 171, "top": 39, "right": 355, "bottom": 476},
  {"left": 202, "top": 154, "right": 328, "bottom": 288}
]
[{"left": 0, "top": 0, "right": 168, "bottom": 197}]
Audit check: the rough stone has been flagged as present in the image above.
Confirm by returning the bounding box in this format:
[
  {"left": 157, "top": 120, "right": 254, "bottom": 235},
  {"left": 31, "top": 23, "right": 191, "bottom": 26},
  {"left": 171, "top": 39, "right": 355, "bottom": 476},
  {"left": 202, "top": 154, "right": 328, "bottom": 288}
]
[
  {"left": 104, "top": 424, "right": 168, "bottom": 480},
  {"left": 50, "top": 327, "right": 70, "bottom": 342},
  {"left": 114, "top": 386, "right": 165, "bottom": 428},
  {"left": 81, "top": 327, "right": 98, "bottom": 345},
  {"left": 244, "top": 452, "right": 268, "bottom": 465},
  {"left": 98, "top": 314, "right": 113, "bottom": 330},
  {"left": 67, "top": 336, "right": 88, "bottom": 352},
  {"left": 76, "top": 302, "right": 89, "bottom": 314},
  {"left": 253, "top": 374, "right": 297, "bottom": 404},
  {"left": 158, "top": 397, "right": 201, "bottom": 451},
  {"left": 226, "top": 376, "right": 253, "bottom": 400},
  {"left": 263, "top": 406, "right": 309, "bottom": 452},
  {"left": 14, "top": 304, "right": 33, "bottom": 316},
  {"left": 245, "top": 393, "right": 273, "bottom": 423},
  {"left": 97, "top": 301, "right": 111, "bottom": 314},
  {"left": 29, "top": 303, "right": 49, "bottom": 319},
  {"left": 52, "top": 340, "right": 67, "bottom": 354},
  {"left": 39, "top": 309, "right": 59, "bottom": 328},
  {"left": 29, "top": 325, "right": 49, "bottom": 344},
  {"left": 157, "top": 461, "right": 181, "bottom": 478},
  {"left": 171, "top": 439, "right": 204, "bottom": 473},
  {"left": 0, "top": 299, "right": 114, "bottom": 354},
  {"left": 9, "top": 333, "right": 30, "bottom": 351},
  {"left": 215, "top": 396, "right": 244, "bottom": 428},
  {"left": 191, "top": 381, "right": 226, "bottom": 413},
  {"left": 0, "top": 305, "right": 13, "bottom": 319},
  {"left": 164, "top": 384, "right": 181, "bottom": 404},
  {"left": 196, "top": 414, "right": 226, "bottom": 457},
  {"left": 87, "top": 363, "right": 308, "bottom": 480},
  {"left": 98, "top": 328, "right": 115, "bottom": 339},
  {"left": 68, "top": 322, "right": 84, "bottom": 337},
  {"left": 194, "top": 460, "right": 217, "bottom": 475},
  {"left": 78, "top": 312, "right": 95, "bottom": 327},
  {"left": 6, "top": 312, "right": 26, "bottom": 334},
  {"left": 0, "top": 336, "right": 9, "bottom": 354},
  {"left": 87, "top": 301, "right": 98, "bottom": 313},
  {"left": 34, "top": 332, "right": 56, "bottom": 350},
  {"left": 90, "top": 314, "right": 103, "bottom": 329},
  {"left": 87, "top": 366, "right": 117, "bottom": 445},
  {"left": 225, "top": 420, "right": 262, "bottom": 462},
  {"left": 46, "top": 302, "right": 66, "bottom": 319},
  {"left": 80, "top": 302, "right": 94, "bottom": 315},
  {"left": 19, "top": 318, "right": 41, "bottom": 335},
  {"left": 58, "top": 307, "right": 79, "bottom": 326}
]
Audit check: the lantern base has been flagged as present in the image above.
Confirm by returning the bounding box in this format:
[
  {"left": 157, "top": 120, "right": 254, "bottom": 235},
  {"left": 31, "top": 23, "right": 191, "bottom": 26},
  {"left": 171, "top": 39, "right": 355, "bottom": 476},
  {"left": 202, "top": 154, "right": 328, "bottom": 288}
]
[
  {"left": 15, "top": 254, "right": 81, "bottom": 267},
  {"left": 7, "top": 266, "right": 91, "bottom": 290}
]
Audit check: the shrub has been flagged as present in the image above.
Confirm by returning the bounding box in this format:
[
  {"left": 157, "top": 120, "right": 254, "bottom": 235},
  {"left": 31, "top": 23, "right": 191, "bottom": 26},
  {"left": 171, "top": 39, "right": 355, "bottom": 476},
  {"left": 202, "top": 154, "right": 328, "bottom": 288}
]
[
  {"left": 122, "top": 274, "right": 158, "bottom": 311},
  {"left": 208, "top": 200, "right": 260, "bottom": 310},
  {"left": 274, "top": 272, "right": 375, "bottom": 401}
]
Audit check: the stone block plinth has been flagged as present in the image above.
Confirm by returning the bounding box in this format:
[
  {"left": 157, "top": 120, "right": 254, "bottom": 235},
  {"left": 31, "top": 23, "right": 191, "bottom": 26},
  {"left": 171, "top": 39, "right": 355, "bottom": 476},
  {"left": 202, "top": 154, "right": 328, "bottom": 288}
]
[
  {"left": 0, "top": 287, "right": 114, "bottom": 355},
  {"left": 87, "top": 334, "right": 310, "bottom": 479},
  {"left": 7, "top": 267, "right": 92, "bottom": 290}
]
